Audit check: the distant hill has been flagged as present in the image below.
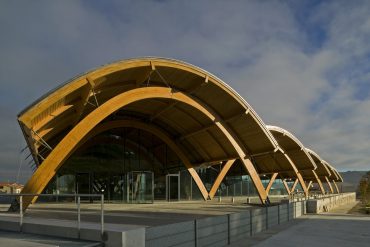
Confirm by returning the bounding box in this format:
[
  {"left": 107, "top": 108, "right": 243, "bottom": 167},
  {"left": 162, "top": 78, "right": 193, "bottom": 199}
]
[{"left": 340, "top": 171, "right": 368, "bottom": 193}]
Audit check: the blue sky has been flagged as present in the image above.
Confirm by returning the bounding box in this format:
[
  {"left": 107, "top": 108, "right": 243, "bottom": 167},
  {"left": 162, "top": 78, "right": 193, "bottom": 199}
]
[{"left": 0, "top": 0, "right": 370, "bottom": 183}]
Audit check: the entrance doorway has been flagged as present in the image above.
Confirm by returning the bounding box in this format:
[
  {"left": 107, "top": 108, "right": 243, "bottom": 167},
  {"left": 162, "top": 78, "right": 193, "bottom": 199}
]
[
  {"left": 166, "top": 174, "right": 180, "bottom": 201},
  {"left": 76, "top": 173, "right": 92, "bottom": 202},
  {"left": 127, "top": 171, "right": 154, "bottom": 203}
]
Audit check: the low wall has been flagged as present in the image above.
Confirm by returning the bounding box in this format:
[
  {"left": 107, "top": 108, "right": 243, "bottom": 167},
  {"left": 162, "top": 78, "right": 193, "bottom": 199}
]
[
  {"left": 0, "top": 193, "right": 355, "bottom": 246},
  {"left": 0, "top": 217, "right": 145, "bottom": 247},
  {"left": 306, "top": 192, "right": 356, "bottom": 213},
  {"left": 145, "top": 201, "right": 305, "bottom": 247}
]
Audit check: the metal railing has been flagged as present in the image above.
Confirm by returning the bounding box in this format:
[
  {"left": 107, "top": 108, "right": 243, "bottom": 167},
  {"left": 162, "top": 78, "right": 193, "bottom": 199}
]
[{"left": 0, "top": 193, "right": 105, "bottom": 241}]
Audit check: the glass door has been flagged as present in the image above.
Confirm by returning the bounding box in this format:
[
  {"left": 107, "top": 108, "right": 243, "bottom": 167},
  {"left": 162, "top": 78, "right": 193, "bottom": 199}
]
[
  {"left": 76, "top": 173, "right": 91, "bottom": 202},
  {"left": 166, "top": 174, "right": 180, "bottom": 201},
  {"left": 127, "top": 171, "right": 154, "bottom": 203},
  {"left": 109, "top": 175, "right": 125, "bottom": 202}
]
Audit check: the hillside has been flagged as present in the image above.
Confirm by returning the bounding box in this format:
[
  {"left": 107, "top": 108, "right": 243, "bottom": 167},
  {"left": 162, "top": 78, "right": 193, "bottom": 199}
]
[{"left": 340, "top": 171, "right": 368, "bottom": 193}]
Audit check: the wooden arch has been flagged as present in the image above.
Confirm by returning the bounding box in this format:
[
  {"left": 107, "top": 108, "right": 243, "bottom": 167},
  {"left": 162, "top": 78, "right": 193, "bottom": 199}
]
[
  {"left": 78, "top": 119, "right": 209, "bottom": 200},
  {"left": 21, "top": 86, "right": 268, "bottom": 209}
]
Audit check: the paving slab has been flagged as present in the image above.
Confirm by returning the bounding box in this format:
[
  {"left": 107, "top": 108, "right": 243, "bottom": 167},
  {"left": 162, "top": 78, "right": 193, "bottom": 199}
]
[
  {"left": 0, "top": 230, "right": 101, "bottom": 247},
  {"left": 231, "top": 201, "right": 370, "bottom": 247},
  {"left": 251, "top": 214, "right": 370, "bottom": 247}
]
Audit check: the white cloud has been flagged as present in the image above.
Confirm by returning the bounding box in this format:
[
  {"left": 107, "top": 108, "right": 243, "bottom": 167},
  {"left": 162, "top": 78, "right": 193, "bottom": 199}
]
[{"left": 1, "top": 0, "right": 370, "bottom": 183}]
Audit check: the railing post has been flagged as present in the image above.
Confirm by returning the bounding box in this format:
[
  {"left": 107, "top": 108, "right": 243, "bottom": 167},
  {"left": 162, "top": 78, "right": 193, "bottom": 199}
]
[
  {"left": 227, "top": 214, "right": 230, "bottom": 244},
  {"left": 265, "top": 206, "right": 268, "bottom": 230},
  {"left": 249, "top": 209, "right": 253, "bottom": 236},
  {"left": 77, "top": 196, "right": 81, "bottom": 239},
  {"left": 101, "top": 194, "right": 104, "bottom": 240},
  {"left": 19, "top": 195, "right": 23, "bottom": 232},
  {"left": 287, "top": 201, "right": 290, "bottom": 221}
]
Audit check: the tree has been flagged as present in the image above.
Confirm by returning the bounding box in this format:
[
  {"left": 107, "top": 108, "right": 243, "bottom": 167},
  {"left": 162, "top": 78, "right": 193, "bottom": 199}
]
[{"left": 358, "top": 172, "right": 370, "bottom": 204}]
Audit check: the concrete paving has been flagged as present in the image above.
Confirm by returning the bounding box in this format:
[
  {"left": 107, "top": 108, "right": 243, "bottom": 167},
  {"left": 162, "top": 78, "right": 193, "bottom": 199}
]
[
  {"left": 0, "top": 197, "right": 360, "bottom": 246},
  {"left": 0, "top": 199, "right": 263, "bottom": 246},
  {"left": 251, "top": 214, "right": 370, "bottom": 247},
  {"left": 231, "top": 201, "right": 370, "bottom": 247},
  {"left": 0, "top": 230, "right": 102, "bottom": 247},
  {"left": 1, "top": 199, "right": 263, "bottom": 227}
]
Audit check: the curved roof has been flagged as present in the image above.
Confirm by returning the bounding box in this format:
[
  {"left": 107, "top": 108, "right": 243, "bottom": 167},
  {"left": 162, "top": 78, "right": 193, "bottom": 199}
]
[
  {"left": 18, "top": 57, "right": 279, "bottom": 170},
  {"left": 266, "top": 126, "right": 317, "bottom": 170},
  {"left": 306, "top": 148, "right": 331, "bottom": 179},
  {"left": 324, "top": 161, "right": 343, "bottom": 182}
]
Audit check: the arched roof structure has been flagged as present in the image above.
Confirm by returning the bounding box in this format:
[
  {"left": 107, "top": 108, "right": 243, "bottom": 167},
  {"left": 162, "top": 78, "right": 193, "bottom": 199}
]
[
  {"left": 324, "top": 162, "right": 343, "bottom": 182},
  {"left": 17, "top": 57, "right": 286, "bottom": 208},
  {"left": 305, "top": 148, "right": 339, "bottom": 193},
  {"left": 306, "top": 148, "right": 331, "bottom": 179},
  {"left": 266, "top": 126, "right": 317, "bottom": 175},
  {"left": 266, "top": 126, "right": 320, "bottom": 195},
  {"left": 19, "top": 57, "right": 280, "bottom": 166},
  {"left": 17, "top": 57, "right": 343, "bottom": 209}
]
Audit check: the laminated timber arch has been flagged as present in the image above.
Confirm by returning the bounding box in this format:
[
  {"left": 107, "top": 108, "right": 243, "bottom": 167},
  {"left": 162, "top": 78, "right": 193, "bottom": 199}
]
[
  {"left": 266, "top": 126, "right": 319, "bottom": 197},
  {"left": 325, "top": 163, "right": 342, "bottom": 193},
  {"left": 207, "top": 127, "right": 317, "bottom": 200},
  {"left": 323, "top": 161, "right": 341, "bottom": 193},
  {"left": 20, "top": 86, "right": 270, "bottom": 209},
  {"left": 306, "top": 148, "right": 331, "bottom": 194},
  {"left": 17, "top": 57, "right": 290, "bottom": 209}
]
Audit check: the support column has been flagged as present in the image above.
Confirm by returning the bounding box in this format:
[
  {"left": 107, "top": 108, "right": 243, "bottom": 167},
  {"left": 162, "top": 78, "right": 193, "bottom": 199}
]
[
  {"left": 332, "top": 180, "right": 340, "bottom": 194},
  {"left": 290, "top": 179, "right": 299, "bottom": 193},
  {"left": 312, "top": 171, "right": 325, "bottom": 195},
  {"left": 282, "top": 180, "right": 291, "bottom": 195},
  {"left": 281, "top": 152, "right": 308, "bottom": 197},
  {"left": 306, "top": 181, "right": 313, "bottom": 192},
  {"left": 265, "top": 173, "right": 278, "bottom": 195},
  {"left": 240, "top": 157, "right": 268, "bottom": 203},
  {"left": 208, "top": 159, "right": 236, "bottom": 200},
  {"left": 325, "top": 176, "right": 334, "bottom": 194}
]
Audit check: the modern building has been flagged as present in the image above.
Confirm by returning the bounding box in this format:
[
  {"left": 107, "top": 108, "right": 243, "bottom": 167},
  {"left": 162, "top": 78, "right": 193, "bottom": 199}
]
[{"left": 17, "top": 57, "right": 342, "bottom": 209}]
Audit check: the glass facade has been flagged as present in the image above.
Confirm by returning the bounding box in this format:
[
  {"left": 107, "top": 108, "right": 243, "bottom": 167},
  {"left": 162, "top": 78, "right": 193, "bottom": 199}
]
[{"left": 43, "top": 127, "right": 291, "bottom": 203}]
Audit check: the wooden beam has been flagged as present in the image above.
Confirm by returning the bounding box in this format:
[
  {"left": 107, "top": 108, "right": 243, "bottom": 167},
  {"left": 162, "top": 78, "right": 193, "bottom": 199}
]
[
  {"left": 250, "top": 150, "right": 277, "bottom": 158},
  {"left": 33, "top": 105, "right": 75, "bottom": 132},
  {"left": 179, "top": 124, "right": 214, "bottom": 140},
  {"left": 280, "top": 151, "right": 308, "bottom": 197},
  {"left": 306, "top": 181, "right": 313, "bottom": 191},
  {"left": 325, "top": 176, "right": 334, "bottom": 193},
  {"left": 179, "top": 110, "right": 248, "bottom": 141},
  {"left": 241, "top": 157, "right": 267, "bottom": 203},
  {"left": 150, "top": 102, "right": 178, "bottom": 121},
  {"left": 312, "top": 170, "right": 325, "bottom": 194},
  {"left": 208, "top": 159, "right": 236, "bottom": 199},
  {"left": 282, "top": 180, "right": 291, "bottom": 195},
  {"left": 290, "top": 179, "right": 299, "bottom": 193},
  {"left": 18, "top": 122, "right": 40, "bottom": 166},
  {"left": 265, "top": 173, "right": 278, "bottom": 195},
  {"left": 332, "top": 180, "right": 340, "bottom": 194}
]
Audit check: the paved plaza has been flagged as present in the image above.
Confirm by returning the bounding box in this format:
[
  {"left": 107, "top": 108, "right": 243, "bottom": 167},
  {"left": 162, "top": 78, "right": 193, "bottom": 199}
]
[
  {"left": 232, "top": 201, "right": 370, "bottom": 247},
  {"left": 1, "top": 199, "right": 368, "bottom": 246}
]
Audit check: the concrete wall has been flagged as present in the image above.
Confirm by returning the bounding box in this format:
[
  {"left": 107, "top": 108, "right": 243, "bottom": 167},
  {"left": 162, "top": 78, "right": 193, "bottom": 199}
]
[
  {"left": 145, "top": 201, "right": 306, "bottom": 247},
  {"left": 306, "top": 192, "right": 356, "bottom": 213},
  {"left": 0, "top": 193, "right": 354, "bottom": 247}
]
